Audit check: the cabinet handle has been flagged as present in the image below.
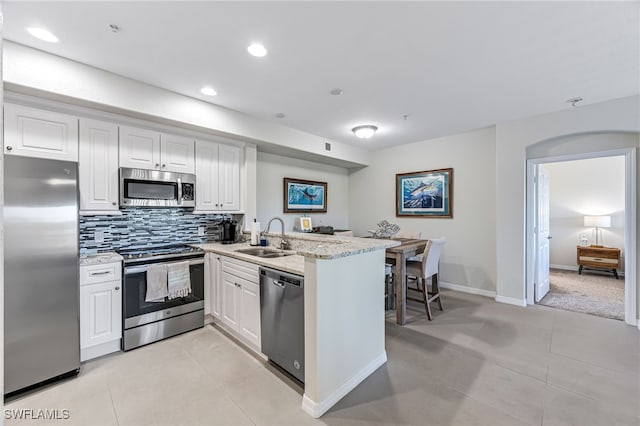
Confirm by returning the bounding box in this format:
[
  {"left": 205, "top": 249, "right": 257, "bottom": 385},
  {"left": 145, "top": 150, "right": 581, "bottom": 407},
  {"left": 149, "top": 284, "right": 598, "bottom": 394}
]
[
  {"left": 155, "top": 163, "right": 160, "bottom": 167},
  {"left": 6, "top": 146, "right": 12, "bottom": 151},
  {"left": 112, "top": 202, "right": 117, "bottom": 206},
  {"left": 90, "top": 271, "right": 111, "bottom": 276},
  {"left": 115, "top": 286, "right": 120, "bottom": 290},
  {"left": 162, "top": 164, "right": 166, "bottom": 168}
]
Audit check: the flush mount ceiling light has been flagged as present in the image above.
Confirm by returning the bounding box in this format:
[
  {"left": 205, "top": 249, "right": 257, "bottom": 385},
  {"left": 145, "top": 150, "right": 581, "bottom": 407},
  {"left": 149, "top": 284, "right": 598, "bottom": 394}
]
[
  {"left": 247, "top": 43, "right": 268, "bottom": 57},
  {"left": 200, "top": 86, "right": 217, "bottom": 96},
  {"left": 352, "top": 125, "right": 378, "bottom": 139},
  {"left": 26, "top": 27, "right": 59, "bottom": 43}
]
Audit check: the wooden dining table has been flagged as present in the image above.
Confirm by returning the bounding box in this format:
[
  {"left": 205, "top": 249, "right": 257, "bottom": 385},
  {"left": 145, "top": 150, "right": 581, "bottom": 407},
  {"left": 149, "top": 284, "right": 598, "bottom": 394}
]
[{"left": 385, "top": 238, "right": 428, "bottom": 325}]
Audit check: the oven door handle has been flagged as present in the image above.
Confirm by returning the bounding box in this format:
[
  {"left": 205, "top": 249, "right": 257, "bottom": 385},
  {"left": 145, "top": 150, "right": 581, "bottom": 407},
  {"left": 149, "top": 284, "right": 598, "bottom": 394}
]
[{"left": 124, "top": 258, "right": 204, "bottom": 275}]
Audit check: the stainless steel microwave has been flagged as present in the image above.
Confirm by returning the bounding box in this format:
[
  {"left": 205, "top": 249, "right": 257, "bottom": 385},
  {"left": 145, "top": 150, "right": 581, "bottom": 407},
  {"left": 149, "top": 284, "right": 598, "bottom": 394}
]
[{"left": 119, "top": 167, "right": 195, "bottom": 208}]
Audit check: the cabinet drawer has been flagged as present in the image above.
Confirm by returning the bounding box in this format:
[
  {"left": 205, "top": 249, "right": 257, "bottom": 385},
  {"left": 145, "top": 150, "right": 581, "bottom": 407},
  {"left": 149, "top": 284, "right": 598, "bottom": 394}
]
[
  {"left": 80, "top": 262, "right": 122, "bottom": 285},
  {"left": 221, "top": 256, "right": 259, "bottom": 283},
  {"left": 578, "top": 249, "right": 618, "bottom": 259},
  {"left": 579, "top": 256, "right": 619, "bottom": 265}
]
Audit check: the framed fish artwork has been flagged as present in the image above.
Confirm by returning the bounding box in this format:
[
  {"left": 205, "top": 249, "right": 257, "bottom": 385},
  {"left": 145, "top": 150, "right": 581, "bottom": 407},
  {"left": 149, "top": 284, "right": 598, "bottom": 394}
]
[
  {"left": 283, "top": 177, "right": 328, "bottom": 213},
  {"left": 396, "top": 168, "right": 453, "bottom": 218}
]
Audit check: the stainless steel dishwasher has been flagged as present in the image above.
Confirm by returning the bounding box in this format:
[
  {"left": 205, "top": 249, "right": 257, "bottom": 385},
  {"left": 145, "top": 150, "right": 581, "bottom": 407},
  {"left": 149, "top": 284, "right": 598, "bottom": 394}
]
[{"left": 260, "top": 267, "right": 305, "bottom": 383}]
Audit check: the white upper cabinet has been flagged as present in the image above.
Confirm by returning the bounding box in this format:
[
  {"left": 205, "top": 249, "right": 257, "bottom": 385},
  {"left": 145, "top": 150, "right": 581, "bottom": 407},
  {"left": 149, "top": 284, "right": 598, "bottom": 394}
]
[
  {"left": 119, "top": 126, "right": 161, "bottom": 170},
  {"left": 4, "top": 103, "right": 78, "bottom": 161},
  {"left": 160, "top": 133, "right": 195, "bottom": 173},
  {"left": 79, "top": 119, "right": 119, "bottom": 213},
  {"left": 195, "top": 140, "right": 241, "bottom": 212},
  {"left": 119, "top": 126, "right": 195, "bottom": 174}
]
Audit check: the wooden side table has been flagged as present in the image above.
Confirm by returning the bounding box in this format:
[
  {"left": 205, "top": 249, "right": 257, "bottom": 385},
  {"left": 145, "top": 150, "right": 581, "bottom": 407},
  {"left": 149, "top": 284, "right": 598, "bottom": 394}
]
[{"left": 576, "top": 245, "right": 621, "bottom": 279}]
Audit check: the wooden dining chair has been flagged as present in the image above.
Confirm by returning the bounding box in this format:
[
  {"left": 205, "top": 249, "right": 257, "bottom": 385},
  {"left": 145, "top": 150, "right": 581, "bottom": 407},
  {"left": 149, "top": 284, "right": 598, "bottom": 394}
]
[
  {"left": 384, "top": 263, "right": 395, "bottom": 310},
  {"left": 405, "top": 238, "right": 446, "bottom": 320},
  {"left": 394, "top": 231, "right": 422, "bottom": 239}
]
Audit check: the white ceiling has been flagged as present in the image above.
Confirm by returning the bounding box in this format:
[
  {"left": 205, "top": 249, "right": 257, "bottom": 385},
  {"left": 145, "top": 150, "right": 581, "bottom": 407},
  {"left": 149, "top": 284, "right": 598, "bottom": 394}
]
[{"left": 3, "top": 1, "right": 639, "bottom": 150}]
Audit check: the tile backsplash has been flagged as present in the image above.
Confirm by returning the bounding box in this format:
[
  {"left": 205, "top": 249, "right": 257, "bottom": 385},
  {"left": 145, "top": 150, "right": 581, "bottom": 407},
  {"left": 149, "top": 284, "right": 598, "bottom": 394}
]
[{"left": 79, "top": 208, "right": 243, "bottom": 255}]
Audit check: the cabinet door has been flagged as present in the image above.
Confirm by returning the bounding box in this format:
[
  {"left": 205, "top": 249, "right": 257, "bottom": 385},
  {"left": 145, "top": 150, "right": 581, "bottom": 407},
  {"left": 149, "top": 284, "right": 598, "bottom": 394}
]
[
  {"left": 218, "top": 144, "right": 241, "bottom": 211},
  {"left": 79, "top": 119, "right": 119, "bottom": 212},
  {"left": 80, "top": 281, "right": 122, "bottom": 349},
  {"left": 205, "top": 254, "right": 222, "bottom": 319},
  {"left": 119, "top": 126, "right": 160, "bottom": 170},
  {"left": 4, "top": 103, "right": 78, "bottom": 161},
  {"left": 221, "top": 272, "right": 239, "bottom": 330},
  {"left": 195, "top": 140, "right": 220, "bottom": 211},
  {"left": 160, "top": 133, "right": 195, "bottom": 174},
  {"left": 211, "top": 256, "right": 222, "bottom": 319},
  {"left": 238, "top": 277, "right": 261, "bottom": 349}
]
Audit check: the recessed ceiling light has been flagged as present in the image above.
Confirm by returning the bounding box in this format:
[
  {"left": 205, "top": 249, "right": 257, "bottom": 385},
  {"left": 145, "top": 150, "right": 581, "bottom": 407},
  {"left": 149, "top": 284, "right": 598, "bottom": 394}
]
[
  {"left": 26, "top": 27, "right": 59, "bottom": 43},
  {"left": 330, "top": 88, "right": 344, "bottom": 96},
  {"left": 352, "top": 125, "right": 378, "bottom": 139},
  {"left": 247, "top": 43, "right": 268, "bottom": 57},
  {"left": 200, "top": 86, "right": 217, "bottom": 96}
]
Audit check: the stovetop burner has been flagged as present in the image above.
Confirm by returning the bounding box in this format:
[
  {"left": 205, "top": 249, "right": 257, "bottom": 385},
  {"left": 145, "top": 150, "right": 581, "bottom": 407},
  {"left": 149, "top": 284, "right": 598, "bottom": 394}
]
[{"left": 118, "top": 244, "right": 204, "bottom": 263}]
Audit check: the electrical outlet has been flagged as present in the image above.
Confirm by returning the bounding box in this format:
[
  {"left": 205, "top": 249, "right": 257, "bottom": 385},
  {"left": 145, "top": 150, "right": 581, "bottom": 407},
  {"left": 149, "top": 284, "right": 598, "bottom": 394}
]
[
  {"left": 198, "top": 226, "right": 206, "bottom": 236},
  {"left": 94, "top": 231, "right": 104, "bottom": 243}
]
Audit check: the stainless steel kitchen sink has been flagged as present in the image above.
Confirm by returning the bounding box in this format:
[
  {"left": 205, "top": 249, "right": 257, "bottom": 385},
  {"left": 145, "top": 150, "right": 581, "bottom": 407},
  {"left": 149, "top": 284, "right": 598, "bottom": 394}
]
[{"left": 235, "top": 247, "right": 295, "bottom": 258}]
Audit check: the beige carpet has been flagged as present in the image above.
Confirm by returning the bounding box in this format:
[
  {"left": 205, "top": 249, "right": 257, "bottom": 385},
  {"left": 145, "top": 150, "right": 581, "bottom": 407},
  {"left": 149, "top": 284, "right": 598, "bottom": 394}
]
[{"left": 539, "top": 268, "right": 624, "bottom": 320}]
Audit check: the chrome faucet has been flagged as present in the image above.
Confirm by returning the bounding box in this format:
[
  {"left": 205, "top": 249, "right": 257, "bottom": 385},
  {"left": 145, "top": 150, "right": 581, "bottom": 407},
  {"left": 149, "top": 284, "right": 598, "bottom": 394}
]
[{"left": 264, "top": 217, "right": 291, "bottom": 250}]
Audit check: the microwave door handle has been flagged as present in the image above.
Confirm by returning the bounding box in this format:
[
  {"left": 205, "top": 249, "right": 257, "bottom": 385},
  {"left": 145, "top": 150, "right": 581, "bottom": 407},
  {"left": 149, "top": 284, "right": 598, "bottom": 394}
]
[{"left": 177, "top": 177, "right": 183, "bottom": 205}]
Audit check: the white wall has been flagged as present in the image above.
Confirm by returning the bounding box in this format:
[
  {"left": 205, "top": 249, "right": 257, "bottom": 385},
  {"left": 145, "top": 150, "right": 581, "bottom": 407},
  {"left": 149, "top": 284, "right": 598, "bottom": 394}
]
[
  {"left": 495, "top": 95, "right": 639, "bottom": 312},
  {"left": 545, "top": 156, "right": 626, "bottom": 269},
  {"left": 349, "top": 127, "right": 497, "bottom": 293},
  {"left": 256, "top": 152, "right": 350, "bottom": 232}
]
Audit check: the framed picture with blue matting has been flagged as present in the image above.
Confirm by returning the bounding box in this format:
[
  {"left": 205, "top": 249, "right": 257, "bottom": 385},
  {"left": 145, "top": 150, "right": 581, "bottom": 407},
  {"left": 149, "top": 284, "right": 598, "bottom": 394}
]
[
  {"left": 396, "top": 168, "right": 453, "bottom": 218},
  {"left": 284, "top": 177, "right": 327, "bottom": 213}
]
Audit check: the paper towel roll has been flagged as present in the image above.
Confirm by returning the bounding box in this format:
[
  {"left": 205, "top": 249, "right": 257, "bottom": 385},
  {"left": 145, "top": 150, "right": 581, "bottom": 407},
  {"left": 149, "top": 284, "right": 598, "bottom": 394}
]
[{"left": 250, "top": 220, "right": 261, "bottom": 245}]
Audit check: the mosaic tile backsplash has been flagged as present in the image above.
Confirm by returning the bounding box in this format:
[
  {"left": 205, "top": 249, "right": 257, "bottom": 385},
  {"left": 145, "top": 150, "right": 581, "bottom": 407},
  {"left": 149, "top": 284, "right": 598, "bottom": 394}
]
[{"left": 79, "top": 208, "right": 243, "bottom": 255}]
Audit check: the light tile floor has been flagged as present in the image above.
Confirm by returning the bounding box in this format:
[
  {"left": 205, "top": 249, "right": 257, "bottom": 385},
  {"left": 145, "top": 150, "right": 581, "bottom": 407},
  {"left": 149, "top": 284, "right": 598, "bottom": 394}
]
[{"left": 5, "top": 290, "right": 640, "bottom": 426}]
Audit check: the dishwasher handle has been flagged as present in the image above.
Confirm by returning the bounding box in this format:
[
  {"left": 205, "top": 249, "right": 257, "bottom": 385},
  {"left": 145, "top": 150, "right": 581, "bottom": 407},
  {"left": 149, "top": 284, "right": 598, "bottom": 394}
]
[{"left": 272, "top": 280, "right": 286, "bottom": 288}]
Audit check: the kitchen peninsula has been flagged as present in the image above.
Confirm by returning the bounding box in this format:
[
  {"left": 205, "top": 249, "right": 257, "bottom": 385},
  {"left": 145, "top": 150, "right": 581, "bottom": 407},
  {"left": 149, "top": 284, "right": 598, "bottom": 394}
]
[{"left": 197, "top": 233, "right": 398, "bottom": 418}]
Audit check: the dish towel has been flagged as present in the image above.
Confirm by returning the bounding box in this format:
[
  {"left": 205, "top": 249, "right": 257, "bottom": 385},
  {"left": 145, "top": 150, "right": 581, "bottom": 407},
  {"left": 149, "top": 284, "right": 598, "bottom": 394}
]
[
  {"left": 167, "top": 261, "right": 192, "bottom": 299},
  {"left": 145, "top": 264, "right": 169, "bottom": 302}
]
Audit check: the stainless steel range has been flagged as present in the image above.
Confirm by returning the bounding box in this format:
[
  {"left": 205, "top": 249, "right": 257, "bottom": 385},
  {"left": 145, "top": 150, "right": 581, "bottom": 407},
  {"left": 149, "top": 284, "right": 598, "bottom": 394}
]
[{"left": 118, "top": 244, "right": 205, "bottom": 350}]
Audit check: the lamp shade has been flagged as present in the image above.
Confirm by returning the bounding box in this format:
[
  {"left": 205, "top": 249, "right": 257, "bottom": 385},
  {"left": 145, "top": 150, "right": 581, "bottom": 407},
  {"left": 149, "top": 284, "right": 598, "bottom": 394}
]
[{"left": 584, "top": 215, "right": 611, "bottom": 228}]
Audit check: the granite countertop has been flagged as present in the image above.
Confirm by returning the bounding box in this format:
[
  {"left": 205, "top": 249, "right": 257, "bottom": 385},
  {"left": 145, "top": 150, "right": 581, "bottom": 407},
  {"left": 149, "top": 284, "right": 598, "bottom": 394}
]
[
  {"left": 194, "top": 233, "right": 398, "bottom": 276},
  {"left": 79, "top": 252, "right": 123, "bottom": 266},
  {"left": 195, "top": 242, "right": 305, "bottom": 275}
]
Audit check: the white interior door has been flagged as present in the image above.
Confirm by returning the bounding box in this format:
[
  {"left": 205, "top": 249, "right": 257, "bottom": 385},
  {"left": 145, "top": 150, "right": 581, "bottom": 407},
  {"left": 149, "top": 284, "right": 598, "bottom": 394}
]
[{"left": 535, "top": 166, "right": 551, "bottom": 302}]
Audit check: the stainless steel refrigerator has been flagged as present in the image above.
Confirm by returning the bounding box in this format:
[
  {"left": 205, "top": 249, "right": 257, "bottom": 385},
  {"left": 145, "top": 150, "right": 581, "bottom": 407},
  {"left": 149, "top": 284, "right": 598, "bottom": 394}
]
[{"left": 4, "top": 155, "right": 80, "bottom": 395}]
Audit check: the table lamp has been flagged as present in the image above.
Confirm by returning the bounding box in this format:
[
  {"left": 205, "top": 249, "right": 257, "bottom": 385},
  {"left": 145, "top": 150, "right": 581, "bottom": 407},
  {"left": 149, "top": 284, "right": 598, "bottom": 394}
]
[{"left": 583, "top": 215, "right": 611, "bottom": 247}]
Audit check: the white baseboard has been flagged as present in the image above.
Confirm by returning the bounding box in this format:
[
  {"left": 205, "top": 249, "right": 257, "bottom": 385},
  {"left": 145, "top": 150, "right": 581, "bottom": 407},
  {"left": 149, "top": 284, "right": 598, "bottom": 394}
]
[
  {"left": 301, "top": 352, "right": 387, "bottom": 418},
  {"left": 495, "top": 295, "right": 527, "bottom": 307},
  {"left": 550, "top": 264, "right": 578, "bottom": 271},
  {"left": 439, "top": 281, "right": 496, "bottom": 298}
]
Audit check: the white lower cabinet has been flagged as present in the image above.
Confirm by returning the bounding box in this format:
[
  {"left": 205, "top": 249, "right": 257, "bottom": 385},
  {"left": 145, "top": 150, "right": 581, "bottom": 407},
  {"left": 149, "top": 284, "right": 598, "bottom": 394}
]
[
  {"left": 80, "top": 262, "right": 122, "bottom": 361},
  {"left": 205, "top": 253, "right": 222, "bottom": 320},
  {"left": 207, "top": 254, "right": 261, "bottom": 351}
]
